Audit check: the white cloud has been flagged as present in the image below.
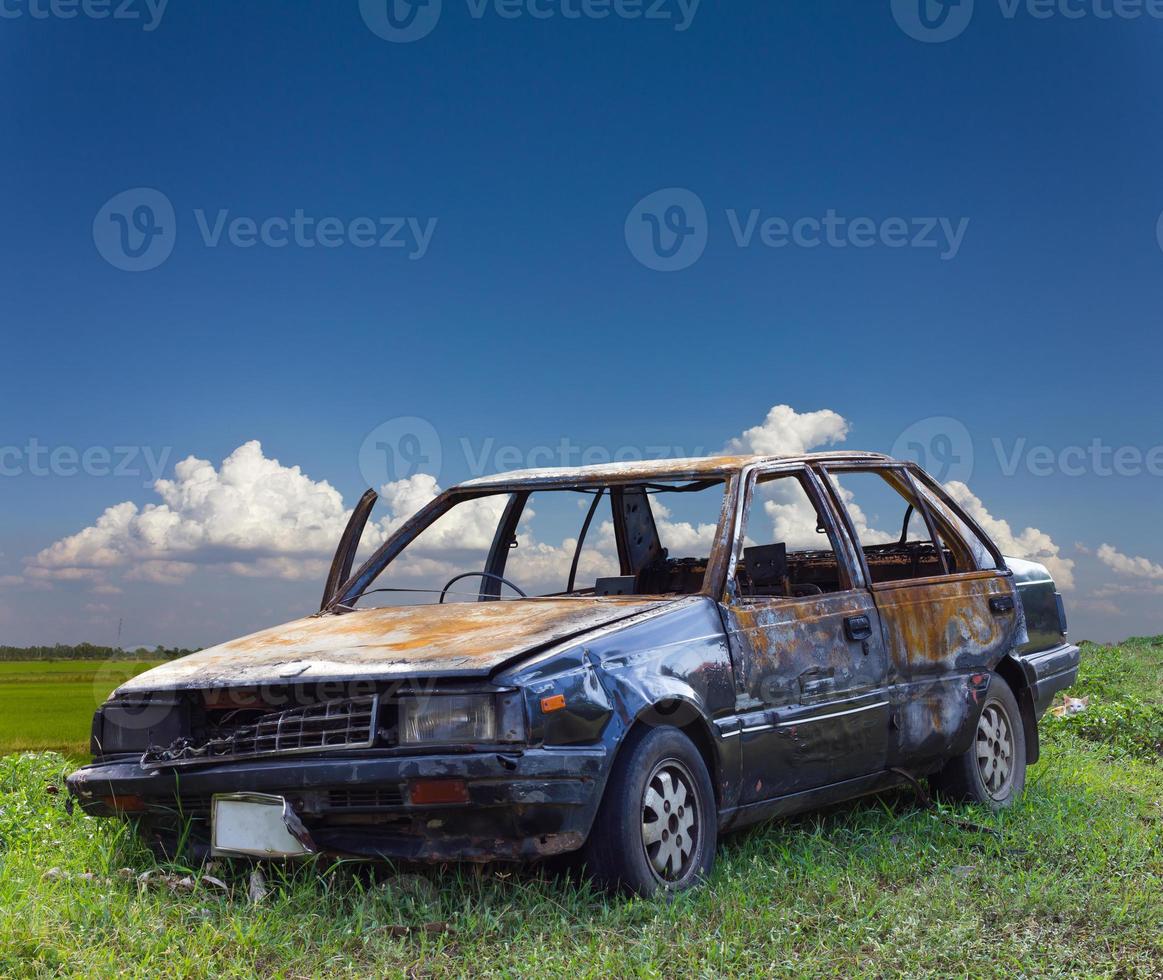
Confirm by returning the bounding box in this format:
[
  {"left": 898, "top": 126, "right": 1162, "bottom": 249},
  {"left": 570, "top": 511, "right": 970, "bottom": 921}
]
[
  {"left": 26, "top": 442, "right": 371, "bottom": 588},
  {"left": 1074, "top": 597, "right": 1123, "bottom": 617},
  {"left": 1096, "top": 543, "right": 1163, "bottom": 580},
  {"left": 1093, "top": 582, "right": 1163, "bottom": 598},
  {"left": 19, "top": 407, "right": 1085, "bottom": 606},
  {"left": 21, "top": 444, "right": 523, "bottom": 593},
  {"left": 125, "top": 560, "right": 200, "bottom": 585},
  {"left": 944, "top": 481, "right": 1075, "bottom": 590},
  {"left": 724, "top": 404, "right": 849, "bottom": 456}
]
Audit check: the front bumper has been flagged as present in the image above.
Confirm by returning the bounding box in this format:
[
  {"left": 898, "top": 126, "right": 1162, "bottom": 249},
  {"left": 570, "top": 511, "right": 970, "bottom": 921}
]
[{"left": 67, "top": 746, "right": 606, "bottom": 862}]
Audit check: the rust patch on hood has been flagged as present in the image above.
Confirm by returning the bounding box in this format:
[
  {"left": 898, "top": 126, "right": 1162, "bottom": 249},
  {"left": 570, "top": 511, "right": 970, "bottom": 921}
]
[{"left": 116, "top": 598, "right": 674, "bottom": 693}]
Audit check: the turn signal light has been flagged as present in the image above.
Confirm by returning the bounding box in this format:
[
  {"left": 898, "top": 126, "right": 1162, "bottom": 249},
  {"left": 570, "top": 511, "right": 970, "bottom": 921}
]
[
  {"left": 100, "top": 794, "right": 147, "bottom": 813},
  {"left": 540, "top": 694, "right": 566, "bottom": 713}
]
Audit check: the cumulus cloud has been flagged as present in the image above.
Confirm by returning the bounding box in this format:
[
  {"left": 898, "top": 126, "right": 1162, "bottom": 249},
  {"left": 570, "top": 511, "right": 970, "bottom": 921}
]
[
  {"left": 724, "top": 405, "right": 849, "bottom": 456},
  {"left": 19, "top": 406, "right": 1087, "bottom": 604},
  {"left": 725, "top": 405, "right": 872, "bottom": 548},
  {"left": 26, "top": 442, "right": 370, "bottom": 588},
  {"left": 944, "top": 481, "right": 1075, "bottom": 590},
  {"left": 1096, "top": 544, "right": 1163, "bottom": 581}
]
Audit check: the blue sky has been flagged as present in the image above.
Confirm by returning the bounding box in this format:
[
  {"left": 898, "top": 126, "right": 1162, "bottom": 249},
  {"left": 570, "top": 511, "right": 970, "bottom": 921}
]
[{"left": 1, "top": 0, "right": 1161, "bottom": 647}]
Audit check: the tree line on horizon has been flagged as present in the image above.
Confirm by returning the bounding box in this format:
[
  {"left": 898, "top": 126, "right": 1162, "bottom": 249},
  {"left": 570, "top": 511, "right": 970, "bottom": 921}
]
[{"left": 0, "top": 643, "right": 199, "bottom": 662}]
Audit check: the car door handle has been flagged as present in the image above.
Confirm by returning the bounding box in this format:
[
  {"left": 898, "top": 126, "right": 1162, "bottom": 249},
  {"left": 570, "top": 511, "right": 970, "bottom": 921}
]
[
  {"left": 989, "top": 595, "right": 1015, "bottom": 615},
  {"left": 844, "top": 615, "right": 873, "bottom": 641}
]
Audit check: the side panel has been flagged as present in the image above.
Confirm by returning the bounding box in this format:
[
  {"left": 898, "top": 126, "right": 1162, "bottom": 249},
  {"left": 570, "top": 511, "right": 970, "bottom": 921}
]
[
  {"left": 500, "top": 598, "right": 741, "bottom": 810},
  {"left": 720, "top": 592, "right": 891, "bottom": 801},
  {"left": 872, "top": 571, "right": 1023, "bottom": 769}
]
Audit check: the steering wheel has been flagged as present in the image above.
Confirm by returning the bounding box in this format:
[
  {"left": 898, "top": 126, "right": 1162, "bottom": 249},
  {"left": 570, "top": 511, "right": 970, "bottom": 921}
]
[{"left": 438, "top": 571, "right": 528, "bottom": 604}]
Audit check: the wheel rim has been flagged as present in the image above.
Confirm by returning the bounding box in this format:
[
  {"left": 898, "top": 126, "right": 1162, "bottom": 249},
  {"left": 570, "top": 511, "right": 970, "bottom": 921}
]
[
  {"left": 976, "top": 700, "right": 1016, "bottom": 800},
  {"left": 640, "top": 758, "right": 700, "bottom": 883}
]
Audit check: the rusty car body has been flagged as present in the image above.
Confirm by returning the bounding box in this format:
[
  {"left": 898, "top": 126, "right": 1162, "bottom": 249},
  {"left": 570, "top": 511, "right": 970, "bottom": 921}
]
[{"left": 68, "top": 452, "right": 1079, "bottom": 894}]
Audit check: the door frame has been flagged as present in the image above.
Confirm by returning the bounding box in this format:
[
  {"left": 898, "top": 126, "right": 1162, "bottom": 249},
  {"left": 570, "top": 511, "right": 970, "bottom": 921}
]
[
  {"left": 814, "top": 461, "right": 1023, "bottom": 768},
  {"left": 715, "top": 461, "right": 893, "bottom": 801}
]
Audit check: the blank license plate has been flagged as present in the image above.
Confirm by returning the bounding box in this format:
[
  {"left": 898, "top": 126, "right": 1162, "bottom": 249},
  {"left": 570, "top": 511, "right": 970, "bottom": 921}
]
[{"left": 211, "top": 793, "right": 313, "bottom": 858}]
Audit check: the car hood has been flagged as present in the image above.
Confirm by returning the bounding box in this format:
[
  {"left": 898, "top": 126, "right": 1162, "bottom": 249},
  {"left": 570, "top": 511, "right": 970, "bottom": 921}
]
[{"left": 116, "top": 597, "right": 676, "bottom": 693}]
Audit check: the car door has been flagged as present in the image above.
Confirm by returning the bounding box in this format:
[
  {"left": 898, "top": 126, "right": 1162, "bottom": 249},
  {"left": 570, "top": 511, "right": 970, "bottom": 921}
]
[
  {"left": 820, "top": 463, "right": 1023, "bottom": 771},
  {"left": 718, "top": 464, "right": 892, "bottom": 804}
]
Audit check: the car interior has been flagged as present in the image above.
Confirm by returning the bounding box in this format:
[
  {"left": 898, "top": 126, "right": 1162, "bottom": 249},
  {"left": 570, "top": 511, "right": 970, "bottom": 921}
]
[{"left": 826, "top": 469, "right": 968, "bottom": 584}]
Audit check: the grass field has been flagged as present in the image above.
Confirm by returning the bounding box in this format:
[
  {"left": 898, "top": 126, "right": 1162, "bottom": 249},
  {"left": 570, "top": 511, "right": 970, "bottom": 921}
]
[
  {"left": 0, "top": 640, "right": 1160, "bottom": 977},
  {"left": 0, "top": 660, "right": 162, "bottom": 757}
]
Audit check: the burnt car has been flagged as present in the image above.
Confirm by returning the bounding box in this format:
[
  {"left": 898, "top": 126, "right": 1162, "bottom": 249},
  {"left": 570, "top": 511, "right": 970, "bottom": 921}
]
[{"left": 68, "top": 453, "right": 1079, "bottom": 895}]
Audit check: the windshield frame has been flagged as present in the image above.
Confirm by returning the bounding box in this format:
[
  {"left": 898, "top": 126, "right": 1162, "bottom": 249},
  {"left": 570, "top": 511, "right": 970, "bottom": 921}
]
[{"left": 329, "top": 471, "right": 743, "bottom": 611}]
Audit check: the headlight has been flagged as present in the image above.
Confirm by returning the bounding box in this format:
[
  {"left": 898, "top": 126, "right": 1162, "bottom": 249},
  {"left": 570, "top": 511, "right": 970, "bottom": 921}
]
[
  {"left": 91, "top": 694, "right": 187, "bottom": 756},
  {"left": 398, "top": 692, "right": 526, "bottom": 745}
]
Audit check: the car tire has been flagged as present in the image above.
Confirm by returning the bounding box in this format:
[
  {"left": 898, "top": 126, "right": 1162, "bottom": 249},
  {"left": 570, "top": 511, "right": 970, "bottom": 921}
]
[
  {"left": 931, "top": 676, "right": 1027, "bottom": 810},
  {"left": 582, "top": 725, "right": 717, "bottom": 896}
]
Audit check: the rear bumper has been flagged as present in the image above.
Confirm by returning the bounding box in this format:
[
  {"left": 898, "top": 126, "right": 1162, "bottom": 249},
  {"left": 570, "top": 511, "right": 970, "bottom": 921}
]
[
  {"left": 66, "top": 746, "right": 607, "bottom": 863},
  {"left": 1012, "top": 641, "right": 1080, "bottom": 717}
]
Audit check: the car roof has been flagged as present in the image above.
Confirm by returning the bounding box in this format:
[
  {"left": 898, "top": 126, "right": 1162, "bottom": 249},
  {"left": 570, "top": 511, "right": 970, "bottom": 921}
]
[{"left": 456, "top": 451, "right": 898, "bottom": 490}]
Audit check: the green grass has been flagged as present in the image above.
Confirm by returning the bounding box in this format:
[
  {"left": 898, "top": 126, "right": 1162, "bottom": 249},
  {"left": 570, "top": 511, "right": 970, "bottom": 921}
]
[
  {"left": 1042, "top": 638, "right": 1163, "bottom": 762},
  {"left": 0, "top": 661, "right": 162, "bottom": 757},
  {"left": 0, "top": 642, "right": 1160, "bottom": 977}
]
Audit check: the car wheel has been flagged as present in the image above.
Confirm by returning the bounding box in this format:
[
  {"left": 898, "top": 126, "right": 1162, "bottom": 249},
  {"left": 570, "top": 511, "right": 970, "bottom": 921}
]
[
  {"left": 582, "top": 725, "right": 717, "bottom": 896},
  {"left": 932, "top": 676, "right": 1026, "bottom": 810}
]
